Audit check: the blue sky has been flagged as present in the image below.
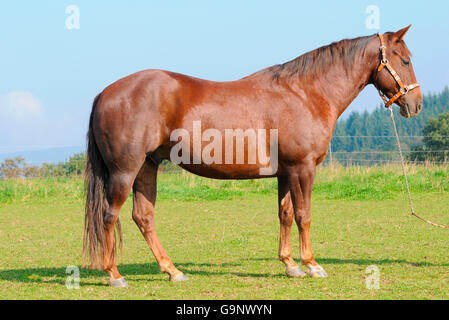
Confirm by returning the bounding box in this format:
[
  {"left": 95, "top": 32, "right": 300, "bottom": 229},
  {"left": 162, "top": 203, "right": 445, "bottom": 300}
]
[{"left": 1, "top": 1, "right": 448, "bottom": 154}]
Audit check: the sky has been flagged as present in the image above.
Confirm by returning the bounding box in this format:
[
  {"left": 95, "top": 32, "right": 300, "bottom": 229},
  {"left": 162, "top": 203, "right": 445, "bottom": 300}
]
[{"left": 1, "top": 1, "right": 448, "bottom": 154}]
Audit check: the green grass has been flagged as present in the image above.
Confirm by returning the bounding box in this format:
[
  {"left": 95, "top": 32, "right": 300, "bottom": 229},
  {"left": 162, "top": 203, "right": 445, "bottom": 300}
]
[
  {"left": 2, "top": 164, "right": 449, "bottom": 204},
  {"left": 1, "top": 165, "right": 449, "bottom": 299}
]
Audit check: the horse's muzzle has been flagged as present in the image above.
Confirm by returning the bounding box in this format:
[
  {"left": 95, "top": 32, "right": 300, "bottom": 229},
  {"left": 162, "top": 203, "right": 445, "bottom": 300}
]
[{"left": 400, "top": 101, "right": 422, "bottom": 118}]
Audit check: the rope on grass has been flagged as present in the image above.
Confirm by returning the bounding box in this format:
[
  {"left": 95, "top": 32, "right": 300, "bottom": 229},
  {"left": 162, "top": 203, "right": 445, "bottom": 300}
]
[{"left": 388, "top": 106, "right": 449, "bottom": 228}]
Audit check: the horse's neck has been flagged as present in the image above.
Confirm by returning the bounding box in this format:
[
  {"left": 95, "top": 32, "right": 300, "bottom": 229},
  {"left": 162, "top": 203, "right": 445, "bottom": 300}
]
[
  {"left": 332, "top": 64, "right": 376, "bottom": 119},
  {"left": 303, "top": 39, "right": 379, "bottom": 120}
]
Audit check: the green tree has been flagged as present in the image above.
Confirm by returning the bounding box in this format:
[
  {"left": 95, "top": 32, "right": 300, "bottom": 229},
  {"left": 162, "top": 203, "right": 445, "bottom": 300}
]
[
  {"left": 0, "top": 157, "right": 50, "bottom": 178},
  {"left": 62, "top": 152, "right": 86, "bottom": 176},
  {"left": 24, "top": 165, "right": 41, "bottom": 178},
  {"left": 39, "top": 163, "right": 65, "bottom": 177},
  {"left": 0, "top": 157, "right": 26, "bottom": 178},
  {"left": 408, "top": 112, "right": 449, "bottom": 162}
]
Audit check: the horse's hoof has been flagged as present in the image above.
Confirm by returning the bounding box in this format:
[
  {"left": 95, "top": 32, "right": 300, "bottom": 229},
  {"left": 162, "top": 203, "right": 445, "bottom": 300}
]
[
  {"left": 171, "top": 273, "right": 188, "bottom": 282},
  {"left": 109, "top": 277, "right": 129, "bottom": 287},
  {"left": 285, "top": 266, "right": 307, "bottom": 278},
  {"left": 306, "top": 265, "right": 328, "bottom": 278}
]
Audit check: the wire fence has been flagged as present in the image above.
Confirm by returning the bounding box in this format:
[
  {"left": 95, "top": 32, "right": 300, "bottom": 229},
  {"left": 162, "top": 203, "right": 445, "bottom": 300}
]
[{"left": 324, "top": 135, "right": 449, "bottom": 166}]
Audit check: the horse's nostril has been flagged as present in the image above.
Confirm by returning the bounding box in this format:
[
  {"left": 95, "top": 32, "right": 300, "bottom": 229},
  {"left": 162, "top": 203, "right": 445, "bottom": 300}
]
[{"left": 417, "top": 102, "right": 423, "bottom": 112}]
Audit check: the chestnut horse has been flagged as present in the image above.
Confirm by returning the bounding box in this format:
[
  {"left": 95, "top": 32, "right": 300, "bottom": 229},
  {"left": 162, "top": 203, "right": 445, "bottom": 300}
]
[{"left": 83, "top": 26, "right": 422, "bottom": 287}]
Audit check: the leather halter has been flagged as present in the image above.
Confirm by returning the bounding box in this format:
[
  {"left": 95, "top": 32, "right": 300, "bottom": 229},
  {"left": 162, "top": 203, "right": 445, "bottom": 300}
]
[{"left": 376, "top": 33, "right": 420, "bottom": 108}]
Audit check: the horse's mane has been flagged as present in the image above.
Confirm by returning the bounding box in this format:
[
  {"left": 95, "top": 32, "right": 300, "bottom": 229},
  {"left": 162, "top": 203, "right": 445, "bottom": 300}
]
[{"left": 246, "top": 34, "right": 377, "bottom": 81}]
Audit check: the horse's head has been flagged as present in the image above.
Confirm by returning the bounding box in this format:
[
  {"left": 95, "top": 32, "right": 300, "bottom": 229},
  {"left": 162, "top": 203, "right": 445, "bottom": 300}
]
[{"left": 373, "top": 25, "right": 423, "bottom": 118}]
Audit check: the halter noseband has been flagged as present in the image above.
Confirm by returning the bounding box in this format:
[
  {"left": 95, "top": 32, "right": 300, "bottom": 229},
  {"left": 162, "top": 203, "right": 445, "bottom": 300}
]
[{"left": 376, "top": 33, "right": 420, "bottom": 108}]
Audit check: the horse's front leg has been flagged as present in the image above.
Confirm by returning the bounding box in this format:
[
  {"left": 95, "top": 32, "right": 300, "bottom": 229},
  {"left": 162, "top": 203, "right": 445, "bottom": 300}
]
[
  {"left": 277, "top": 176, "right": 306, "bottom": 277},
  {"left": 287, "top": 163, "right": 327, "bottom": 278}
]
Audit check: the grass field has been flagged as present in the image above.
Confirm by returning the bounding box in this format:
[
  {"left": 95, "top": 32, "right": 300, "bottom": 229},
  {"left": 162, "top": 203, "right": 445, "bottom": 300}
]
[{"left": 1, "top": 165, "right": 449, "bottom": 299}]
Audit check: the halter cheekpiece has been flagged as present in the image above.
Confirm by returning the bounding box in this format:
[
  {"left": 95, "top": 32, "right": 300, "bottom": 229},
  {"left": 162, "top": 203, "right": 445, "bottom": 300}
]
[{"left": 376, "top": 33, "right": 420, "bottom": 108}]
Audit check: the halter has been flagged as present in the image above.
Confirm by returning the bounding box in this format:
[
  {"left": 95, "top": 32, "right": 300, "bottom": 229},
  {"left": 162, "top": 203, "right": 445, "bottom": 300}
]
[{"left": 376, "top": 33, "right": 420, "bottom": 108}]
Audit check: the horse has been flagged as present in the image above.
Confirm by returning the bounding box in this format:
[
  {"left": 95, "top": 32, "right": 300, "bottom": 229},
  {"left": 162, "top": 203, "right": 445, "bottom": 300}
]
[{"left": 83, "top": 26, "right": 422, "bottom": 287}]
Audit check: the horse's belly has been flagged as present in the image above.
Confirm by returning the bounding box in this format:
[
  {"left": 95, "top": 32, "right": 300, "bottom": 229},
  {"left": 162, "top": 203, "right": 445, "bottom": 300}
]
[{"left": 178, "top": 163, "right": 276, "bottom": 180}]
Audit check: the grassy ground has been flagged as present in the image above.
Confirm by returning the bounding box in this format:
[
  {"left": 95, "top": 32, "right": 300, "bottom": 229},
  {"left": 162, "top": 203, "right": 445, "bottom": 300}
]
[{"left": 1, "top": 165, "right": 449, "bottom": 299}]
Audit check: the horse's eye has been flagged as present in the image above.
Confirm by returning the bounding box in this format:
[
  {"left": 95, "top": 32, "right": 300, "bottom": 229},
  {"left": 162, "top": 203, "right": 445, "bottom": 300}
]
[{"left": 402, "top": 59, "right": 410, "bottom": 67}]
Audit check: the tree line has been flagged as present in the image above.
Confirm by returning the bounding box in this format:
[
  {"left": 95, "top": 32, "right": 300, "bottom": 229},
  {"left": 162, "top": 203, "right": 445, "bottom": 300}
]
[
  {"left": 0, "top": 153, "right": 86, "bottom": 179},
  {"left": 331, "top": 86, "right": 449, "bottom": 164},
  {"left": 0, "top": 153, "right": 180, "bottom": 179}
]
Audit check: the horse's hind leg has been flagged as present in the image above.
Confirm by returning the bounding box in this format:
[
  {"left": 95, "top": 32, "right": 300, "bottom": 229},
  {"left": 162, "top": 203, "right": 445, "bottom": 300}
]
[
  {"left": 277, "top": 176, "right": 306, "bottom": 278},
  {"left": 103, "top": 171, "right": 137, "bottom": 287},
  {"left": 132, "top": 160, "right": 187, "bottom": 281}
]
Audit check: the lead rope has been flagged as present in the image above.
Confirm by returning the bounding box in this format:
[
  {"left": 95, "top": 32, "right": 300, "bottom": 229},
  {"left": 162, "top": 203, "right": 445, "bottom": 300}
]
[{"left": 388, "top": 106, "right": 449, "bottom": 228}]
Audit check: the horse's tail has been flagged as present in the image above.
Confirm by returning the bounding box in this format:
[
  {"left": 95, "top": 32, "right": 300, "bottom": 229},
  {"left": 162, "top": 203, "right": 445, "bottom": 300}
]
[{"left": 83, "top": 93, "right": 122, "bottom": 269}]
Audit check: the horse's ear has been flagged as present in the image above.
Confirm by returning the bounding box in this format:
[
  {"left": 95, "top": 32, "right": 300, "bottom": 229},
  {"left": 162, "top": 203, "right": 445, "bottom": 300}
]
[{"left": 393, "top": 25, "right": 412, "bottom": 42}]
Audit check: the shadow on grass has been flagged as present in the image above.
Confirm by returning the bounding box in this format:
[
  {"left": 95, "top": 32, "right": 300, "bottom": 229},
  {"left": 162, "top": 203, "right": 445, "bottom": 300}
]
[
  {"left": 0, "top": 266, "right": 107, "bottom": 286},
  {"left": 318, "top": 257, "right": 442, "bottom": 267},
  {"left": 252, "top": 257, "right": 448, "bottom": 267},
  {"left": 0, "top": 256, "right": 446, "bottom": 286},
  {"left": 0, "top": 261, "right": 255, "bottom": 286}
]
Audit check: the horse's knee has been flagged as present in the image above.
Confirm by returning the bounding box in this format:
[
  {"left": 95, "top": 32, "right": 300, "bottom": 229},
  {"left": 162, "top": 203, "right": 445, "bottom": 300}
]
[
  {"left": 294, "top": 209, "right": 311, "bottom": 226},
  {"left": 298, "top": 219, "right": 311, "bottom": 232}
]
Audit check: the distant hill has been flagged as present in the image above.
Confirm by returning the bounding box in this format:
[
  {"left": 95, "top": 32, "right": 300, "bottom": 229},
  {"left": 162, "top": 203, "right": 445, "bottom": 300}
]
[{"left": 0, "top": 146, "right": 85, "bottom": 165}]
